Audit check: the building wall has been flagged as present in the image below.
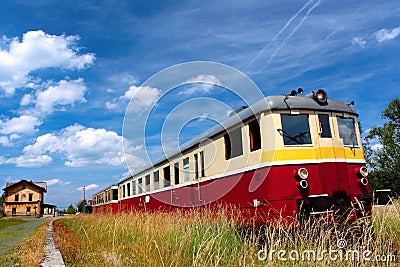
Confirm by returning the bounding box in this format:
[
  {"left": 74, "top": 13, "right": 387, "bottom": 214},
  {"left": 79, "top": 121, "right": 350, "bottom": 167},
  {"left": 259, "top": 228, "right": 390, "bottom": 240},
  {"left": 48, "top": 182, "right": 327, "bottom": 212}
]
[{"left": 3, "top": 181, "right": 45, "bottom": 216}]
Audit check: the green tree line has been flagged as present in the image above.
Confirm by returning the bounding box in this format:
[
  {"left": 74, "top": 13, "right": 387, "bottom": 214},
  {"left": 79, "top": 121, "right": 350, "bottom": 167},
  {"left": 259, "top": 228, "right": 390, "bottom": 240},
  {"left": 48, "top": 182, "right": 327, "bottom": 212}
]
[{"left": 365, "top": 98, "right": 400, "bottom": 196}]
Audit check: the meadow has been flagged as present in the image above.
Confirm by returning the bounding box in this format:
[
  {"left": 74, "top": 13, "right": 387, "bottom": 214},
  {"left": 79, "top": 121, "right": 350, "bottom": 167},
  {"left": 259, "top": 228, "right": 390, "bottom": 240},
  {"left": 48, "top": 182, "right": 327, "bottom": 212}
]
[{"left": 54, "top": 203, "right": 399, "bottom": 267}]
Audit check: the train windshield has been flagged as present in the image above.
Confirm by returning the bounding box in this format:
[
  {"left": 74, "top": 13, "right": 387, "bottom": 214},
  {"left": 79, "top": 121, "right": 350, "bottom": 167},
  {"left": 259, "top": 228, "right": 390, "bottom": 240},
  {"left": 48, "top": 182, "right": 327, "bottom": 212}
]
[
  {"left": 337, "top": 117, "right": 358, "bottom": 146},
  {"left": 280, "top": 114, "right": 312, "bottom": 145}
]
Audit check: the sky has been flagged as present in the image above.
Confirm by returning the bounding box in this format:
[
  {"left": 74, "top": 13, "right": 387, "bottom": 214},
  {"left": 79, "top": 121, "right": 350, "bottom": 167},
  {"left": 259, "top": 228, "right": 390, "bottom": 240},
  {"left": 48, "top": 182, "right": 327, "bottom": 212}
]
[{"left": 0, "top": 0, "right": 399, "bottom": 208}]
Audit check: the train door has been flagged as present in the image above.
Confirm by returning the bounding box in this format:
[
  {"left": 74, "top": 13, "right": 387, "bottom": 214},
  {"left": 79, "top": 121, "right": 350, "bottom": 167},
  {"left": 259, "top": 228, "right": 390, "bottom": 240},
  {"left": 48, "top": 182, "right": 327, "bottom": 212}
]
[{"left": 314, "top": 112, "right": 350, "bottom": 196}]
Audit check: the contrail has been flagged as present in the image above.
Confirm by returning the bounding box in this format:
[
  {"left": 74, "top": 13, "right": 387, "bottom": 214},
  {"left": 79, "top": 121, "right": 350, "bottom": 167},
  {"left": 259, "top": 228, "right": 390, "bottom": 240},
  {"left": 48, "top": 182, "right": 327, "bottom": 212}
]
[
  {"left": 263, "top": 0, "right": 323, "bottom": 69},
  {"left": 244, "top": 0, "right": 316, "bottom": 70}
]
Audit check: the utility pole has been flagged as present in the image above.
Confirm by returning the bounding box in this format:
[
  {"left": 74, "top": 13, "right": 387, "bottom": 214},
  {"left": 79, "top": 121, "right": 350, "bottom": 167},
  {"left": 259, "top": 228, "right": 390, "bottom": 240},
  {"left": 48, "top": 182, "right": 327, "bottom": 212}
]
[{"left": 83, "top": 185, "right": 86, "bottom": 201}]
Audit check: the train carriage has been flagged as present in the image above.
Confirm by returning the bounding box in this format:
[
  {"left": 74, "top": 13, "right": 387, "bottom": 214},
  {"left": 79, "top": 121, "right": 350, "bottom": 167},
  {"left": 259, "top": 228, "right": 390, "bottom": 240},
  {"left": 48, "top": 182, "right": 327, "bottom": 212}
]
[
  {"left": 92, "top": 185, "right": 119, "bottom": 214},
  {"left": 94, "top": 89, "right": 373, "bottom": 224}
]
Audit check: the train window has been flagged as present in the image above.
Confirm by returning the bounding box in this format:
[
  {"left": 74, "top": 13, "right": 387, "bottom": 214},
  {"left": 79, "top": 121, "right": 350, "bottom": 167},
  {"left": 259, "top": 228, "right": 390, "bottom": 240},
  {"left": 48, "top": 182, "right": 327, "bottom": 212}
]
[
  {"left": 132, "top": 181, "right": 136, "bottom": 196},
  {"left": 145, "top": 175, "right": 150, "bottom": 192},
  {"left": 200, "top": 151, "right": 205, "bottom": 177},
  {"left": 122, "top": 185, "right": 126, "bottom": 198},
  {"left": 280, "top": 114, "right": 312, "bottom": 145},
  {"left": 164, "top": 166, "right": 171, "bottom": 187},
  {"left": 127, "top": 183, "right": 131, "bottom": 197},
  {"left": 183, "top": 157, "right": 190, "bottom": 182},
  {"left": 138, "top": 178, "right": 143, "bottom": 194},
  {"left": 174, "top": 162, "right": 180, "bottom": 185},
  {"left": 318, "top": 114, "right": 332, "bottom": 138},
  {"left": 154, "top": 170, "right": 159, "bottom": 190},
  {"left": 337, "top": 117, "right": 358, "bottom": 146},
  {"left": 194, "top": 154, "right": 199, "bottom": 179},
  {"left": 249, "top": 119, "right": 261, "bottom": 151},
  {"left": 224, "top": 128, "right": 243, "bottom": 159}
]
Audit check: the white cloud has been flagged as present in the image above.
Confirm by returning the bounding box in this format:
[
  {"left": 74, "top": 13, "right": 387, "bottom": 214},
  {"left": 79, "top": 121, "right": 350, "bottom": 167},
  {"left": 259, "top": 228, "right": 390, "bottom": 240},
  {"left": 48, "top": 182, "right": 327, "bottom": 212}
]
[
  {"left": 35, "top": 78, "right": 87, "bottom": 113},
  {"left": 10, "top": 124, "right": 137, "bottom": 167},
  {"left": 0, "top": 154, "right": 53, "bottom": 167},
  {"left": 44, "top": 178, "right": 70, "bottom": 186},
  {"left": 0, "top": 30, "right": 95, "bottom": 96},
  {"left": 0, "top": 115, "right": 41, "bottom": 135},
  {"left": 375, "top": 26, "right": 400, "bottom": 43},
  {"left": 352, "top": 37, "right": 367, "bottom": 48},
  {"left": 106, "top": 85, "right": 161, "bottom": 112},
  {"left": 371, "top": 143, "right": 383, "bottom": 151},
  {"left": 179, "top": 74, "right": 222, "bottom": 95},
  {"left": 20, "top": 94, "right": 34, "bottom": 106},
  {"left": 0, "top": 136, "right": 13, "bottom": 147},
  {"left": 77, "top": 184, "right": 99, "bottom": 191}
]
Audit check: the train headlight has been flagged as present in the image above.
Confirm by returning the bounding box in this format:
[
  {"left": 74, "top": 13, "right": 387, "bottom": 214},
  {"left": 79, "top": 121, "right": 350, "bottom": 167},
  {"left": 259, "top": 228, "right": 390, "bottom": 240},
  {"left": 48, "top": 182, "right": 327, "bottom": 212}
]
[
  {"left": 359, "top": 166, "right": 368, "bottom": 177},
  {"left": 360, "top": 177, "right": 368, "bottom": 186},
  {"left": 297, "top": 180, "right": 309, "bottom": 189},
  {"left": 355, "top": 166, "right": 368, "bottom": 177},
  {"left": 297, "top": 168, "right": 309, "bottom": 179},
  {"left": 312, "top": 89, "right": 328, "bottom": 104}
]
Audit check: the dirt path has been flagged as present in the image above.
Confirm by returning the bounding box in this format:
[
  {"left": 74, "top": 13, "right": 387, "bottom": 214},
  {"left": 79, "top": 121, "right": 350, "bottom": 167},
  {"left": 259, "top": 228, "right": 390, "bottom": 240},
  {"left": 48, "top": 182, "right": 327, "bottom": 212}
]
[{"left": 0, "top": 217, "right": 45, "bottom": 254}]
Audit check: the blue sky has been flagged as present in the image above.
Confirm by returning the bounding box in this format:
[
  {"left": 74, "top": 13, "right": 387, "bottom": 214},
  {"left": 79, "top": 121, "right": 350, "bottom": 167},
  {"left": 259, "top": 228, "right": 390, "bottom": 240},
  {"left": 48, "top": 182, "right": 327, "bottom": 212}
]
[{"left": 0, "top": 0, "right": 399, "bottom": 208}]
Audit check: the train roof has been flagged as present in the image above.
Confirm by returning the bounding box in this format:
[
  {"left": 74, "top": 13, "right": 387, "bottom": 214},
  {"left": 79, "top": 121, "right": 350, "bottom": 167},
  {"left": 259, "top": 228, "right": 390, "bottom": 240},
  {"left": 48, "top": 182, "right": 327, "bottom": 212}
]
[
  {"left": 121, "top": 90, "right": 358, "bottom": 182},
  {"left": 93, "top": 184, "right": 118, "bottom": 195}
]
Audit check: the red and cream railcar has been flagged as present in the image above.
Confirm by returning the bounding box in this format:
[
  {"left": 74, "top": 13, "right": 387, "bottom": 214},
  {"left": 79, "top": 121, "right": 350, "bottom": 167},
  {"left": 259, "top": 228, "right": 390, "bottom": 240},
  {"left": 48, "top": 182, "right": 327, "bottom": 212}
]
[
  {"left": 96, "top": 90, "right": 373, "bottom": 224},
  {"left": 92, "top": 185, "right": 119, "bottom": 214}
]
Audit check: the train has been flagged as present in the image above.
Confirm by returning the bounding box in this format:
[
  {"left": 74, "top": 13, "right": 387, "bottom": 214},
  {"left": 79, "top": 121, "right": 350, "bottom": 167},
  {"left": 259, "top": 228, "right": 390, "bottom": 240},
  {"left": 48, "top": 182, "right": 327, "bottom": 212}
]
[{"left": 92, "top": 89, "right": 391, "bottom": 224}]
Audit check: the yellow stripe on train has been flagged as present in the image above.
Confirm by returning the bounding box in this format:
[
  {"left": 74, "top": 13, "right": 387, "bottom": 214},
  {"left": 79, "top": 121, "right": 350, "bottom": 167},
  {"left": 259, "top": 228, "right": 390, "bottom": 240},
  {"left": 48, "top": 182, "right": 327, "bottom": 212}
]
[{"left": 262, "top": 147, "right": 365, "bottom": 163}]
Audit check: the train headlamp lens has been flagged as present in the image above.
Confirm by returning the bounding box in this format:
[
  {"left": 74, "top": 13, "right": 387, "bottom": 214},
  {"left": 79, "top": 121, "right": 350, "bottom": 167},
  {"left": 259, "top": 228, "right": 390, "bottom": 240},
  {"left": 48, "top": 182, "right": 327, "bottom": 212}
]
[
  {"left": 359, "top": 166, "right": 368, "bottom": 177},
  {"left": 298, "top": 168, "right": 309, "bottom": 179},
  {"left": 313, "top": 89, "right": 327, "bottom": 104}
]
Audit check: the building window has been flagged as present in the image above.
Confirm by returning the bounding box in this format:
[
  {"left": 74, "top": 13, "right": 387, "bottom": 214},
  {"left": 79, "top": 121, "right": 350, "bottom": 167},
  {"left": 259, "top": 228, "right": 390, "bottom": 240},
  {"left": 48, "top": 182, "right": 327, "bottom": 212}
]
[
  {"left": 337, "top": 117, "right": 358, "bottom": 146},
  {"left": 280, "top": 114, "right": 312, "bottom": 145},
  {"left": 249, "top": 119, "right": 261, "bottom": 151},
  {"left": 29, "top": 194, "right": 33, "bottom": 201},
  {"left": 174, "top": 162, "right": 180, "bottom": 185},
  {"left": 183, "top": 158, "right": 190, "bottom": 182},
  {"left": 164, "top": 166, "right": 171, "bottom": 187},
  {"left": 224, "top": 128, "right": 243, "bottom": 159},
  {"left": 154, "top": 170, "right": 160, "bottom": 190},
  {"left": 200, "top": 151, "right": 205, "bottom": 177},
  {"left": 127, "top": 183, "right": 131, "bottom": 197},
  {"left": 318, "top": 114, "right": 332, "bottom": 138},
  {"left": 122, "top": 185, "right": 126, "bottom": 198},
  {"left": 145, "top": 175, "right": 150, "bottom": 192},
  {"left": 15, "top": 194, "right": 19, "bottom": 202}
]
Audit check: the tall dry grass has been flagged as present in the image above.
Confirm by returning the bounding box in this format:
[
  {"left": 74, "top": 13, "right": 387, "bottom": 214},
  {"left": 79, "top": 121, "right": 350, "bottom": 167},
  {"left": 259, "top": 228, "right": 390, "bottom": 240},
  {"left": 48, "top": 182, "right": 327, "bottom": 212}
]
[{"left": 54, "top": 203, "right": 399, "bottom": 267}]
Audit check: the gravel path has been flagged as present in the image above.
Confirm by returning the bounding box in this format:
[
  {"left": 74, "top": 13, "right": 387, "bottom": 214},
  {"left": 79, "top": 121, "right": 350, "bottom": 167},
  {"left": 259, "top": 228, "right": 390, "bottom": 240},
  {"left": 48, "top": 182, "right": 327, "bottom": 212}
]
[{"left": 40, "top": 220, "right": 65, "bottom": 267}]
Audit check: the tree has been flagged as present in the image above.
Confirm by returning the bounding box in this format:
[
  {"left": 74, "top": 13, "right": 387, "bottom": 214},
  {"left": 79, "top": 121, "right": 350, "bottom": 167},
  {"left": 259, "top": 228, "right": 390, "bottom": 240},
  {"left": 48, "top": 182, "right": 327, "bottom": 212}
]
[
  {"left": 0, "top": 192, "right": 5, "bottom": 217},
  {"left": 365, "top": 98, "right": 400, "bottom": 196},
  {"left": 66, "top": 204, "right": 75, "bottom": 214},
  {"left": 77, "top": 200, "right": 87, "bottom": 213}
]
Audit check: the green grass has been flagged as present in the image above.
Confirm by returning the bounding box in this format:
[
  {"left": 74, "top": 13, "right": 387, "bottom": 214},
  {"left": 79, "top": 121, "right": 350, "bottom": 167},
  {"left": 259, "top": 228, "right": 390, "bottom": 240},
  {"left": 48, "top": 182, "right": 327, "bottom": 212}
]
[
  {"left": 0, "top": 217, "right": 26, "bottom": 230},
  {"left": 54, "top": 204, "right": 400, "bottom": 267}
]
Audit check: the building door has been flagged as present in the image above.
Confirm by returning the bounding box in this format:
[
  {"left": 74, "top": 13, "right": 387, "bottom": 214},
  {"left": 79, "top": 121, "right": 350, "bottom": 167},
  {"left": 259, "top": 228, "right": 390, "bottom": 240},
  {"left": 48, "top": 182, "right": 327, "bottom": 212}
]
[
  {"left": 12, "top": 208, "right": 16, "bottom": 216},
  {"left": 26, "top": 207, "right": 31, "bottom": 215}
]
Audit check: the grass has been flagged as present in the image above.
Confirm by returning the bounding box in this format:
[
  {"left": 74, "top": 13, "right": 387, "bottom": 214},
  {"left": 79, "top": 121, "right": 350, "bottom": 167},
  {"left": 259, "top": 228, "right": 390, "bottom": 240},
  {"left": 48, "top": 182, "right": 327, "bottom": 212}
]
[
  {"left": 0, "top": 217, "right": 48, "bottom": 267},
  {"left": 54, "top": 203, "right": 399, "bottom": 267},
  {"left": 0, "top": 217, "right": 26, "bottom": 230},
  {"left": 11, "top": 221, "right": 48, "bottom": 266}
]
